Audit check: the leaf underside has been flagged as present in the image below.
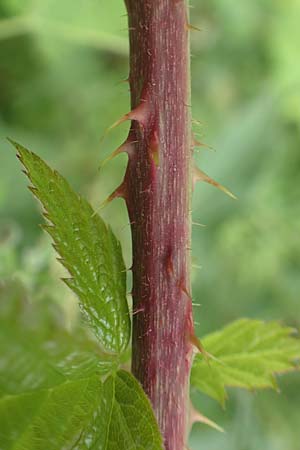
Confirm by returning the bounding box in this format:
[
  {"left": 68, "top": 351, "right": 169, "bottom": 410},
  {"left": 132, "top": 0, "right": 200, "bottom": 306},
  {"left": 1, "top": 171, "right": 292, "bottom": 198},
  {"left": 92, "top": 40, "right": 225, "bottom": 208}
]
[
  {"left": 10, "top": 140, "right": 130, "bottom": 355},
  {"left": 0, "top": 285, "right": 163, "bottom": 450},
  {"left": 191, "top": 319, "right": 300, "bottom": 406}
]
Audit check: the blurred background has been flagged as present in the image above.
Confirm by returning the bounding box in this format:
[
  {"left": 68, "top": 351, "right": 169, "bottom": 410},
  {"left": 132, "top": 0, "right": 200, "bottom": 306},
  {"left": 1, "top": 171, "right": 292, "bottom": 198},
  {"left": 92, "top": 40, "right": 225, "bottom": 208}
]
[{"left": 0, "top": 0, "right": 299, "bottom": 448}]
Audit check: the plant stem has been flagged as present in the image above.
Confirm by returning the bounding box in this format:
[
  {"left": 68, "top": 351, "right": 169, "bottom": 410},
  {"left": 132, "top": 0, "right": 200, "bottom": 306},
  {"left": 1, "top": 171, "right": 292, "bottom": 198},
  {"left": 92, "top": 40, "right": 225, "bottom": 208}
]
[{"left": 123, "top": 1, "right": 193, "bottom": 449}]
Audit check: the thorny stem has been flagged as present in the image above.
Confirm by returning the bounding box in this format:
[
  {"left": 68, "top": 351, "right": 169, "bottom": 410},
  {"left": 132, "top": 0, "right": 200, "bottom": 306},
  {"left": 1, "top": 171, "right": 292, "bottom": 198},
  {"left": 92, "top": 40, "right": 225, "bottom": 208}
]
[{"left": 120, "top": 1, "right": 194, "bottom": 449}]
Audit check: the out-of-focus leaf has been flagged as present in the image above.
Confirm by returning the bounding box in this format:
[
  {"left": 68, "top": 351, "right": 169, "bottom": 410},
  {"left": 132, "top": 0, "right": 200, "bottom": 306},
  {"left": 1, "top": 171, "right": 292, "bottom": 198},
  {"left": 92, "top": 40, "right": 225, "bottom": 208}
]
[
  {"left": 0, "top": 375, "right": 114, "bottom": 450},
  {"left": 191, "top": 319, "right": 300, "bottom": 406},
  {"left": 0, "top": 282, "right": 117, "bottom": 396},
  {"left": 0, "top": 320, "right": 117, "bottom": 397}
]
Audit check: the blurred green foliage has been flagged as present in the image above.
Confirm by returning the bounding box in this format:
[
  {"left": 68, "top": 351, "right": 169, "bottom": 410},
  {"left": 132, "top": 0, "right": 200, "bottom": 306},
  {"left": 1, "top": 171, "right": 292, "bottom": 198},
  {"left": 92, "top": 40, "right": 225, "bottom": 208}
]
[{"left": 0, "top": 0, "right": 299, "bottom": 449}]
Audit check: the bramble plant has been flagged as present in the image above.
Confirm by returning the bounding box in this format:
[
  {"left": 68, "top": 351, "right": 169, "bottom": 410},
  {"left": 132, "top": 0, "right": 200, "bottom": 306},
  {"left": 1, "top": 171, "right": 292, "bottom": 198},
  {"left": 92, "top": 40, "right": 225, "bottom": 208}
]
[{"left": 1, "top": 1, "right": 300, "bottom": 450}]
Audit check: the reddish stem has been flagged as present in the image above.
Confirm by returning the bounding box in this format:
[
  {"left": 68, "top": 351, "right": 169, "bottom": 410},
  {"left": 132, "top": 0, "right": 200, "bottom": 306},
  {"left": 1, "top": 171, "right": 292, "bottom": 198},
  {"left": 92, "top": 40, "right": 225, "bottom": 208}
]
[{"left": 123, "top": 1, "right": 194, "bottom": 449}]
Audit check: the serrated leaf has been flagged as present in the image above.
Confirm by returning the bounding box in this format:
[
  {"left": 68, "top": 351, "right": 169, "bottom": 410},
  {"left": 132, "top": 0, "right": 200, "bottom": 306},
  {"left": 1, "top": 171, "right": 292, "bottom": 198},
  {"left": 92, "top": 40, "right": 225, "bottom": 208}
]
[
  {"left": 108, "top": 371, "right": 163, "bottom": 450},
  {"left": 0, "top": 375, "right": 114, "bottom": 450},
  {"left": 0, "top": 282, "right": 117, "bottom": 396},
  {"left": 0, "top": 286, "right": 162, "bottom": 449},
  {"left": 10, "top": 140, "right": 130, "bottom": 355},
  {"left": 0, "top": 371, "right": 163, "bottom": 450},
  {"left": 191, "top": 319, "right": 300, "bottom": 406},
  {"left": 0, "top": 319, "right": 117, "bottom": 396}
]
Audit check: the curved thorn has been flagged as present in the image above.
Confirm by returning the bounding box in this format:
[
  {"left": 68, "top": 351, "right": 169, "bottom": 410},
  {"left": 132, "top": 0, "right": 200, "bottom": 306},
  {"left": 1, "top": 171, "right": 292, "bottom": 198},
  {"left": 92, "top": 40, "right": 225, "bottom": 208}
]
[
  {"left": 98, "top": 146, "right": 126, "bottom": 171},
  {"left": 100, "top": 101, "right": 149, "bottom": 144},
  {"left": 92, "top": 181, "right": 127, "bottom": 217},
  {"left": 126, "top": 100, "right": 148, "bottom": 125},
  {"left": 98, "top": 140, "right": 137, "bottom": 171},
  {"left": 189, "top": 403, "right": 225, "bottom": 433}
]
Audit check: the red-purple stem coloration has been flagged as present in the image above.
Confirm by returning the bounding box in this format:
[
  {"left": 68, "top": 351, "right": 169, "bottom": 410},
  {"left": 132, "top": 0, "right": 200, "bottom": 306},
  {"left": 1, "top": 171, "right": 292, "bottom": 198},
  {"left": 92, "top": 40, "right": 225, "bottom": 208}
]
[{"left": 118, "top": 1, "right": 194, "bottom": 448}]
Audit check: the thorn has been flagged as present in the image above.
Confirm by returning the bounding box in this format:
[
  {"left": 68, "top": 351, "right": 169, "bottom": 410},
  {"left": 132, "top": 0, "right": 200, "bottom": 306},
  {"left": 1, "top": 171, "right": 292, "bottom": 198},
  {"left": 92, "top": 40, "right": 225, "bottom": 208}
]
[
  {"left": 192, "top": 263, "right": 202, "bottom": 270},
  {"left": 188, "top": 333, "right": 211, "bottom": 364},
  {"left": 192, "top": 137, "right": 214, "bottom": 152},
  {"left": 127, "top": 100, "right": 149, "bottom": 125},
  {"left": 98, "top": 140, "right": 137, "bottom": 171},
  {"left": 193, "top": 166, "right": 237, "bottom": 199},
  {"left": 186, "top": 23, "right": 202, "bottom": 32},
  {"left": 92, "top": 181, "right": 127, "bottom": 216},
  {"left": 100, "top": 101, "right": 149, "bottom": 144},
  {"left": 191, "top": 333, "right": 224, "bottom": 366},
  {"left": 189, "top": 402, "right": 224, "bottom": 433},
  {"left": 100, "top": 100, "right": 147, "bottom": 143},
  {"left": 179, "top": 279, "right": 192, "bottom": 300}
]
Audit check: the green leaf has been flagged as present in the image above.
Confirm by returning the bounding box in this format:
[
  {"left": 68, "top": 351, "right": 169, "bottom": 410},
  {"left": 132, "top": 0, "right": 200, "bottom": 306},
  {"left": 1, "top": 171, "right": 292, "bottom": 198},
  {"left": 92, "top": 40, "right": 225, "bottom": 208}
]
[
  {"left": 0, "top": 317, "right": 117, "bottom": 397},
  {"left": 0, "top": 280, "right": 117, "bottom": 396},
  {"left": 191, "top": 319, "right": 300, "bottom": 406},
  {"left": 10, "top": 140, "right": 130, "bottom": 355},
  {"left": 0, "top": 375, "right": 115, "bottom": 450},
  {"left": 0, "top": 371, "right": 163, "bottom": 450},
  {"left": 108, "top": 371, "right": 163, "bottom": 450},
  {"left": 0, "top": 287, "right": 162, "bottom": 448}
]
